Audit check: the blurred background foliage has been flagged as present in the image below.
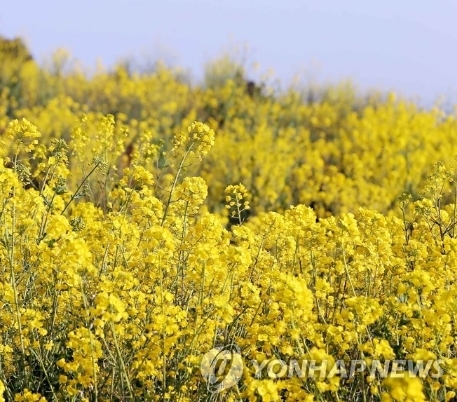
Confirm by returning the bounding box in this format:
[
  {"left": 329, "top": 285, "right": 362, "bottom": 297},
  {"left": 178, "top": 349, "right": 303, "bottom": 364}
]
[{"left": 2, "top": 35, "right": 457, "bottom": 221}]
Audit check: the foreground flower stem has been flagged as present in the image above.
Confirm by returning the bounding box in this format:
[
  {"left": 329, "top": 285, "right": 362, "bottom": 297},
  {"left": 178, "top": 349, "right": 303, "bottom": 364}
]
[{"left": 161, "top": 142, "right": 194, "bottom": 226}]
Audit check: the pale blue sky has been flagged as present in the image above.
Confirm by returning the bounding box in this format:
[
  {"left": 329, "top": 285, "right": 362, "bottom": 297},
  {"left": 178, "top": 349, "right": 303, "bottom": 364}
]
[{"left": 2, "top": 0, "right": 457, "bottom": 104}]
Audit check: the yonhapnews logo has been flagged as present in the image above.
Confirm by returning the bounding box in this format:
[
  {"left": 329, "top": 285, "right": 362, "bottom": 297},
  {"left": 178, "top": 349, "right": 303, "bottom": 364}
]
[{"left": 200, "top": 343, "right": 445, "bottom": 394}]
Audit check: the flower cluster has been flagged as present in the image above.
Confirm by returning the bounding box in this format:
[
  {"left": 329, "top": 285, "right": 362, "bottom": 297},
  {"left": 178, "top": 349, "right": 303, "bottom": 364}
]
[
  {"left": 1, "top": 119, "right": 457, "bottom": 401},
  {"left": 1, "top": 42, "right": 457, "bottom": 401},
  {"left": 225, "top": 183, "right": 250, "bottom": 224},
  {"left": 171, "top": 121, "right": 215, "bottom": 162}
]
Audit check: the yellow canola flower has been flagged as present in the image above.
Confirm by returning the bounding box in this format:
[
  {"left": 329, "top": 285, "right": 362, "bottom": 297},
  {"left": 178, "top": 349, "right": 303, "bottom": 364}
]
[
  {"left": 171, "top": 121, "right": 215, "bottom": 161},
  {"left": 382, "top": 373, "right": 427, "bottom": 402},
  {"left": 2, "top": 52, "right": 457, "bottom": 401}
]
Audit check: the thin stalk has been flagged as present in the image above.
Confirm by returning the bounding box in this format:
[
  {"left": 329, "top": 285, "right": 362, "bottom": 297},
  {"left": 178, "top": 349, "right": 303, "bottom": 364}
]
[
  {"left": 6, "top": 187, "right": 28, "bottom": 387},
  {"left": 110, "top": 321, "right": 134, "bottom": 399},
  {"left": 161, "top": 143, "right": 195, "bottom": 226},
  {"left": 61, "top": 162, "right": 101, "bottom": 215},
  {"left": 80, "top": 280, "right": 98, "bottom": 402}
]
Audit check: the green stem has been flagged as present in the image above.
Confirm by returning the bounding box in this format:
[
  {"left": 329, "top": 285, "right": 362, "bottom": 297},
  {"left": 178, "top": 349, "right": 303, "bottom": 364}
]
[
  {"left": 61, "top": 162, "right": 100, "bottom": 215},
  {"left": 161, "top": 143, "right": 195, "bottom": 226},
  {"left": 110, "top": 321, "right": 134, "bottom": 399}
]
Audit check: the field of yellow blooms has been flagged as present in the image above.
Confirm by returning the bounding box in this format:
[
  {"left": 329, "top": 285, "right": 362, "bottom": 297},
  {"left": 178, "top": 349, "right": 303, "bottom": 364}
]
[{"left": 1, "top": 36, "right": 457, "bottom": 401}]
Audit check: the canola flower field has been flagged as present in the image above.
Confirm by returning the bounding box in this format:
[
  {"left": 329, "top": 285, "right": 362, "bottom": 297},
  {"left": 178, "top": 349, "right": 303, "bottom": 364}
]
[{"left": 1, "top": 37, "right": 457, "bottom": 401}]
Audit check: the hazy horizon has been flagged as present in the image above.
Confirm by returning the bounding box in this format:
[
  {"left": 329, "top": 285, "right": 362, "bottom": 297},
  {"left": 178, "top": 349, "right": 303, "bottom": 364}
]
[{"left": 2, "top": 0, "right": 457, "bottom": 106}]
